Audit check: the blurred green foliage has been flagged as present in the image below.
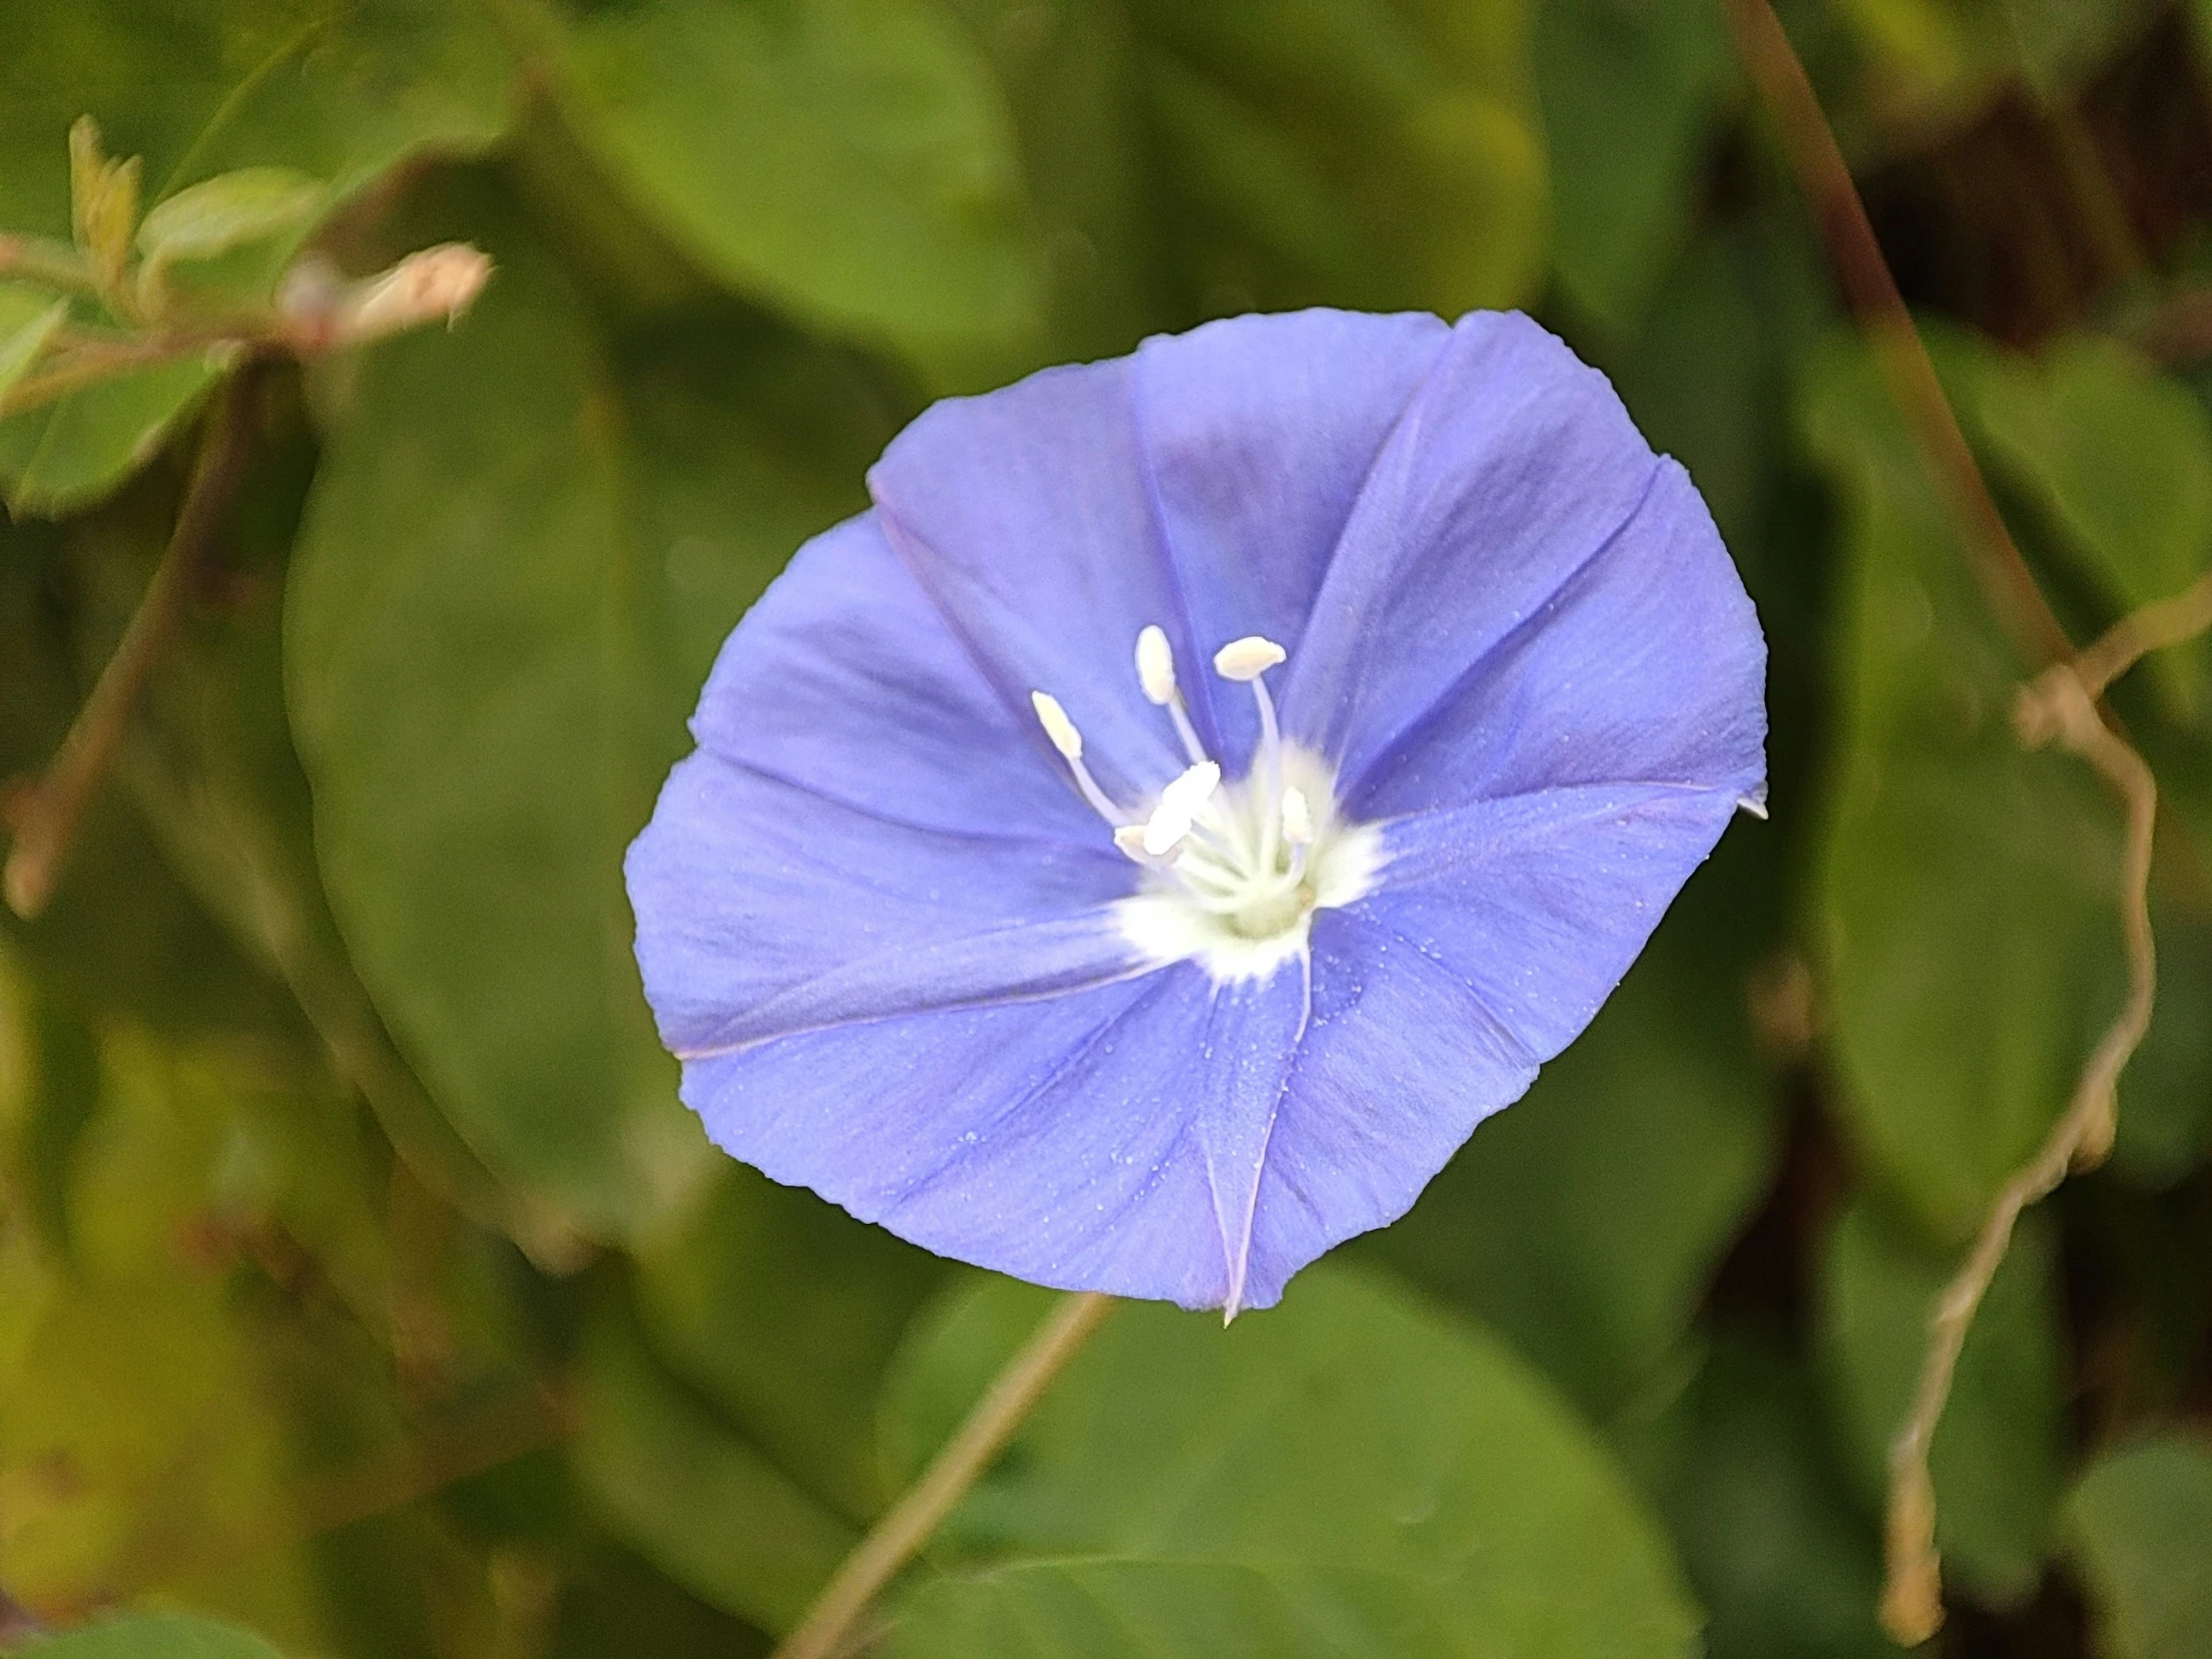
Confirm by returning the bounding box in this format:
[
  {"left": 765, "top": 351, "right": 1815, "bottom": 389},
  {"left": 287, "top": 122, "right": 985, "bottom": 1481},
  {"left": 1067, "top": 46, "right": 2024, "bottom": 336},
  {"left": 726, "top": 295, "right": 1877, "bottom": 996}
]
[{"left": 0, "top": 1, "right": 2209, "bottom": 1656}]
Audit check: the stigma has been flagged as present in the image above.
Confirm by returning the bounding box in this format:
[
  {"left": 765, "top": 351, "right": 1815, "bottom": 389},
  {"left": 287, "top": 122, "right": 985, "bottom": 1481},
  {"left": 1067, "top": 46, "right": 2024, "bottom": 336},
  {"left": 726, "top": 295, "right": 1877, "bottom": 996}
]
[{"left": 1029, "top": 630, "right": 1382, "bottom": 980}]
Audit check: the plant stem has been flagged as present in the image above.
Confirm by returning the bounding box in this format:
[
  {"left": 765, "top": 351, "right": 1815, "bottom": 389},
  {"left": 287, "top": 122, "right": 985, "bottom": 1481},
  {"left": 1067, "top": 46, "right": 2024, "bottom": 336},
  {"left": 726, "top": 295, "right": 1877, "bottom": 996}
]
[
  {"left": 1724, "top": 0, "right": 2173, "bottom": 1642},
  {"left": 0, "top": 233, "right": 96, "bottom": 295},
  {"left": 775, "top": 1291, "right": 1115, "bottom": 1659},
  {"left": 3, "top": 362, "right": 263, "bottom": 918},
  {"left": 1721, "top": 0, "right": 2073, "bottom": 672}
]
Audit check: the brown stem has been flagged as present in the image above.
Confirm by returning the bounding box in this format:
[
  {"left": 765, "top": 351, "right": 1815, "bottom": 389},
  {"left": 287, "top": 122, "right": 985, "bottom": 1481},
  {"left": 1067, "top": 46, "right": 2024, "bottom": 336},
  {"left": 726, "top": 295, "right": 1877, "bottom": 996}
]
[
  {"left": 0, "top": 233, "right": 96, "bottom": 296},
  {"left": 3, "top": 363, "right": 263, "bottom": 918},
  {"left": 775, "top": 1292, "right": 1115, "bottom": 1659},
  {"left": 2072, "top": 570, "right": 2212, "bottom": 703},
  {"left": 1722, "top": 0, "right": 2175, "bottom": 1641},
  {"left": 1880, "top": 667, "right": 2160, "bottom": 1642},
  {"left": 1721, "top": 0, "right": 2073, "bottom": 672}
]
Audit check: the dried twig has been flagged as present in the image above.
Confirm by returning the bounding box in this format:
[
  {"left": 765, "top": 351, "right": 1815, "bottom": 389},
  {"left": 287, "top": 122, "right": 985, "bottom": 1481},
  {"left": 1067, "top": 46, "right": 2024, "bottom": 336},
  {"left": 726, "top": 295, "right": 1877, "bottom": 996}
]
[
  {"left": 2, "top": 361, "right": 265, "bottom": 918},
  {"left": 1881, "top": 663, "right": 2158, "bottom": 1641},
  {"left": 1721, "top": 0, "right": 2174, "bottom": 1640}
]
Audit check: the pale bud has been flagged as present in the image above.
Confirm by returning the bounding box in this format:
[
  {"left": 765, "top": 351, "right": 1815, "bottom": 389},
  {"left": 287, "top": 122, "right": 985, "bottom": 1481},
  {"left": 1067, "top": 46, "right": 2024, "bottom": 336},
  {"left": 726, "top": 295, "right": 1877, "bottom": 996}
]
[{"left": 293, "top": 243, "right": 493, "bottom": 348}]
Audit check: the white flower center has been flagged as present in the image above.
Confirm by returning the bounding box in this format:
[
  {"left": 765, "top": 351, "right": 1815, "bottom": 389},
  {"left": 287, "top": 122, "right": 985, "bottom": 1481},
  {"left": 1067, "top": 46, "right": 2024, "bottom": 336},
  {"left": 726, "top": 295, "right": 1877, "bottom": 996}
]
[{"left": 1031, "top": 627, "right": 1382, "bottom": 982}]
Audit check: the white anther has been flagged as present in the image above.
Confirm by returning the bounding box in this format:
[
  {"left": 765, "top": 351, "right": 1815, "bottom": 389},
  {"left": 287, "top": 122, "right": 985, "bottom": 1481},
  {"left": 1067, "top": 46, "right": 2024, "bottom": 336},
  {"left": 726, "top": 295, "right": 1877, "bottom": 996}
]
[
  {"left": 1281, "top": 786, "right": 1314, "bottom": 846},
  {"left": 1031, "top": 690, "right": 1083, "bottom": 760},
  {"left": 1212, "top": 636, "right": 1287, "bottom": 683},
  {"left": 1142, "top": 761, "right": 1221, "bottom": 856},
  {"left": 1113, "top": 825, "right": 1153, "bottom": 861},
  {"left": 1136, "top": 625, "right": 1177, "bottom": 706}
]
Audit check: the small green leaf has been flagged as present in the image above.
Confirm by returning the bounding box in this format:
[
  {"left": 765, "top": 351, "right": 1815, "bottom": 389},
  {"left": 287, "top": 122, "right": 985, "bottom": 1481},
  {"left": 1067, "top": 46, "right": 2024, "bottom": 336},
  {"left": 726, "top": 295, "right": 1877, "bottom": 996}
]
[
  {"left": 880, "top": 1266, "right": 1701, "bottom": 1659},
  {"left": 0, "top": 354, "right": 221, "bottom": 521},
  {"left": 136, "top": 168, "right": 323, "bottom": 266},
  {"left": 1817, "top": 1198, "right": 2065, "bottom": 1604},
  {"left": 0, "top": 284, "right": 69, "bottom": 403},
  {"left": 2063, "top": 1434, "right": 2212, "bottom": 1659},
  {"left": 0, "top": 0, "right": 514, "bottom": 514},
  {"left": 1802, "top": 330, "right": 2126, "bottom": 1237},
  {"left": 1975, "top": 335, "right": 2212, "bottom": 720},
  {"left": 68, "top": 117, "right": 140, "bottom": 300},
  {"left": 24, "top": 1612, "right": 286, "bottom": 1658},
  {"left": 574, "top": 1300, "right": 859, "bottom": 1637}
]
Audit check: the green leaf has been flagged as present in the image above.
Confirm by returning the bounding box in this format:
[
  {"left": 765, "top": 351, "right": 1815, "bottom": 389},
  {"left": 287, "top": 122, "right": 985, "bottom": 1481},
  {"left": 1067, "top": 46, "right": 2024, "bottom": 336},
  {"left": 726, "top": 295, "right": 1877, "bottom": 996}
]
[
  {"left": 1535, "top": 0, "right": 1734, "bottom": 333},
  {"left": 1836, "top": 0, "right": 2159, "bottom": 129},
  {"left": 1623, "top": 1336, "right": 1902, "bottom": 1659},
  {"left": 0, "top": 2, "right": 511, "bottom": 242},
  {"left": 502, "top": 0, "right": 1045, "bottom": 386},
  {"left": 22, "top": 1613, "right": 285, "bottom": 1658},
  {"left": 1816, "top": 1198, "right": 2064, "bottom": 1603},
  {"left": 285, "top": 172, "right": 887, "bottom": 1242},
  {"left": 573, "top": 1298, "right": 858, "bottom": 1637},
  {"left": 0, "top": 516, "right": 306, "bottom": 1047},
  {"left": 1801, "top": 331, "right": 2126, "bottom": 1237},
  {"left": 1359, "top": 859, "right": 1785, "bottom": 1418},
  {"left": 135, "top": 168, "right": 323, "bottom": 266},
  {"left": 879, "top": 1266, "right": 1701, "bottom": 1658},
  {"left": 634, "top": 1166, "right": 947, "bottom": 1524},
  {"left": 938, "top": 0, "right": 1162, "bottom": 363},
  {"left": 73, "top": 448, "right": 526, "bottom": 1245},
  {"left": 2063, "top": 1434, "right": 2212, "bottom": 1659},
  {"left": 0, "top": 284, "right": 69, "bottom": 402},
  {"left": 2109, "top": 898, "right": 2212, "bottom": 1186},
  {"left": 0, "top": 355, "right": 223, "bottom": 521},
  {"left": 1133, "top": 0, "right": 1547, "bottom": 317},
  {"left": 0, "top": 0, "right": 513, "bottom": 516},
  {"left": 1975, "top": 334, "right": 2212, "bottom": 721}
]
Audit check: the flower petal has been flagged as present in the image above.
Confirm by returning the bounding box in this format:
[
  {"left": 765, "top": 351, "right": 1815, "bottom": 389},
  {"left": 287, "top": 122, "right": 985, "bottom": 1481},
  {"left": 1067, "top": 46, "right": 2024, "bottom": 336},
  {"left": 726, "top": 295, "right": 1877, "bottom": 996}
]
[
  {"left": 1237, "top": 905, "right": 1540, "bottom": 1311},
  {"left": 1130, "top": 308, "right": 1448, "bottom": 764},
  {"left": 690, "top": 512, "right": 1103, "bottom": 843},
  {"left": 1278, "top": 310, "right": 1661, "bottom": 786},
  {"left": 679, "top": 962, "right": 1310, "bottom": 1309},
  {"left": 1357, "top": 782, "right": 1743, "bottom": 1063},
  {"left": 627, "top": 748, "right": 1137, "bottom": 1056},
  {"left": 1348, "top": 458, "right": 1767, "bottom": 818},
  {"left": 866, "top": 358, "right": 1206, "bottom": 802}
]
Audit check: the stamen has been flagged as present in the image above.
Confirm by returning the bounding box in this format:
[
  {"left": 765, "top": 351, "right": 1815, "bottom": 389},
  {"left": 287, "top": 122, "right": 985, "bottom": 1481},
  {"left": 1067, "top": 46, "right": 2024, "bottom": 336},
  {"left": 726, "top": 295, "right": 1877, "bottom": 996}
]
[
  {"left": 1135, "top": 626, "right": 1176, "bottom": 706},
  {"left": 1030, "top": 691, "right": 1083, "bottom": 759},
  {"left": 1214, "top": 640, "right": 1288, "bottom": 871},
  {"left": 1212, "top": 636, "right": 1286, "bottom": 682},
  {"left": 1141, "top": 761, "right": 1221, "bottom": 856},
  {"left": 1031, "top": 689, "right": 1128, "bottom": 827},
  {"left": 1136, "top": 624, "right": 1209, "bottom": 765}
]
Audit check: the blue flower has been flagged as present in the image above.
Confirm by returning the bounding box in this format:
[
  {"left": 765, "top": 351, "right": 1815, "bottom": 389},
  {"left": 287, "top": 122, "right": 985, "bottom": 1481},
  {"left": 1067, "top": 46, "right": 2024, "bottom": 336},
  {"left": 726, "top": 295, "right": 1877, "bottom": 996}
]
[{"left": 626, "top": 309, "right": 1767, "bottom": 1317}]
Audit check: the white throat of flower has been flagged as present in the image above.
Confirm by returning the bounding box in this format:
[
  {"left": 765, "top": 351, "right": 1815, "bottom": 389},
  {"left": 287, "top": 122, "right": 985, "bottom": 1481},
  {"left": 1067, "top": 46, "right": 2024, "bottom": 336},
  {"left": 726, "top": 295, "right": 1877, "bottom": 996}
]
[{"left": 1031, "top": 627, "right": 1382, "bottom": 982}]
